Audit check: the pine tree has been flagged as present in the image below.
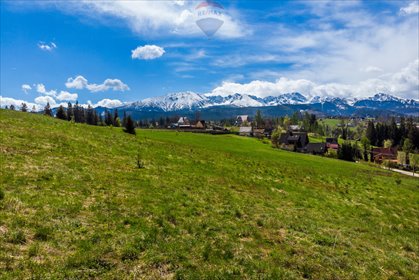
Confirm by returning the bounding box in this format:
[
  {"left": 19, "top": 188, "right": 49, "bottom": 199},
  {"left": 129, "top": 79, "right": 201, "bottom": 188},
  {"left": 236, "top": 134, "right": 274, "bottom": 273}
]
[
  {"left": 86, "top": 105, "right": 95, "bottom": 125},
  {"left": 255, "top": 110, "right": 264, "bottom": 129},
  {"left": 21, "top": 103, "right": 28, "bottom": 112},
  {"left": 67, "top": 102, "right": 74, "bottom": 121},
  {"left": 44, "top": 103, "right": 52, "bottom": 116},
  {"left": 113, "top": 109, "right": 119, "bottom": 127},
  {"left": 389, "top": 117, "right": 399, "bottom": 146},
  {"left": 31, "top": 105, "right": 37, "bottom": 113},
  {"left": 56, "top": 105, "right": 67, "bottom": 120},
  {"left": 9, "top": 105, "right": 15, "bottom": 110},
  {"left": 124, "top": 115, "right": 136, "bottom": 135},
  {"left": 105, "top": 110, "right": 113, "bottom": 126},
  {"left": 122, "top": 111, "right": 127, "bottom": 127},
  {"left": 366, "top": 121, "right": 376, "bottom": 146}
]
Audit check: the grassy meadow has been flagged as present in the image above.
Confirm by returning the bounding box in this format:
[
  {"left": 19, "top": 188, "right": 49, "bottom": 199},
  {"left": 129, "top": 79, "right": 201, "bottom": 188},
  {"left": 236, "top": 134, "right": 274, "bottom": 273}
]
[{"left": 0, "top": 109, "right": 418, "bottom": 279}]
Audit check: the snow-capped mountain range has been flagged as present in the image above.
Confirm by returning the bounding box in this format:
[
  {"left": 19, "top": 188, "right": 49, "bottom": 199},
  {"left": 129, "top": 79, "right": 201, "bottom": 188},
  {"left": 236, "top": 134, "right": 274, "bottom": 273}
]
[{"left": 123, "top": 92, "right": 418, "bottom": 113}]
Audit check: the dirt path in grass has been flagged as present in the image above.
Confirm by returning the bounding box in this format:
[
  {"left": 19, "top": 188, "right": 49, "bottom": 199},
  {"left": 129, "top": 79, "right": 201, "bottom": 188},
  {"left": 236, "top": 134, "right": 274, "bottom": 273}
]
[{"left": 383, "top": 167, "right": 419, "bottom": 178}]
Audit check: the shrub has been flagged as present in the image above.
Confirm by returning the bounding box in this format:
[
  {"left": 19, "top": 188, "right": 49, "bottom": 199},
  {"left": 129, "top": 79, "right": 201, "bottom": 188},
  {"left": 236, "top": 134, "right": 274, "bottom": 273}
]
[
  {"left": 28, "top": 243, "right": 40, "bottom": 257},
  {"left": 34, "top": 226, "right": 52, "bottom": 241},
  {"left": 9, "top": 230, "right": 26, "bottom": 244},
  {"left": 121, "top": 247, "right": 139, "bottom": 261}
]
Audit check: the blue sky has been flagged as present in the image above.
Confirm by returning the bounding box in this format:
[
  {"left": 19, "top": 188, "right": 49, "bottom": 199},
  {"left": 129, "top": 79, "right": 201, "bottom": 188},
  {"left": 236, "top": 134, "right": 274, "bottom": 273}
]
[{"left": 1, "top": 0, "right": 418, "bottom": 109}]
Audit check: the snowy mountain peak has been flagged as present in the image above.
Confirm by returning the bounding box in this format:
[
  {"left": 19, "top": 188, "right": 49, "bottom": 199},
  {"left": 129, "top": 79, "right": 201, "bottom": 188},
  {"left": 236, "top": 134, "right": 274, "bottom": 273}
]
[
  {"left": 370, "top": 93, "right": 400, "bottom": 102},
  {"left": 123, "top": 92, "right": 417, "bottom": 114}
]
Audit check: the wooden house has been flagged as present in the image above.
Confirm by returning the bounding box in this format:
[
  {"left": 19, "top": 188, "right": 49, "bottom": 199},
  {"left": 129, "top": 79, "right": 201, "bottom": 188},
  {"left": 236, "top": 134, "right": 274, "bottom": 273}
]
[
  {"left": 371, "top": 147, "right": 398, "bottom": 164},
  {"left": 239, "top": 126, "right": 253, "bottom": 136}
]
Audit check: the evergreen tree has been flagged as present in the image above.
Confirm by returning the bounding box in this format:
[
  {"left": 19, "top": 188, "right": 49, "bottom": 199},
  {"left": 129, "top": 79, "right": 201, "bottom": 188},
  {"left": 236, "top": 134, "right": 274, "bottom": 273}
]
[
  {"left": 361, "top": 136, "right": 370, "bottom": 161},
  {"left": 113, "top": 109, "right": 119, "bottom": 126},
  {"left": 21, "top": 103, "right": 28, "bottom": 112},
  {"left": 366, "top": 121, "right": 376, "bottom": 146},
  {"left": 56, "top": 105, "right": 67, "bottom": 120},
  {"left": 31, "top": 105, "right": 36, "bottom": 113},
  {"left": 124, "top": 115, "right": 136, "bottom": 135},
  {"left": 5, "top": 105, "right": 9, "bottom": 109},
  {"left": 74, "top": 101, "right": 80, "bottom": 122},
  {"left": 67, "top": 102, "right": 74, "bottom": 121},
  {"left": 105, "top": 110, "right": 113, "bottom": 126},
  {"left": 399, "top": 117, "right": 406, "bottom": 141},
  {"left": 86, "top": 105, "right": 95, "bottom": 125},
  {"left": 389, "top": 117, "right": 399, "bottom": 146},
  {"left": 94, "top": 110, "right": 99, "bottom": 125},
  {"left": 338, "top": 141, "right": 359, "bottom": 162},
  {"left": 44, "top": 102, "right": 52, "bottom": 116},
  {"left": 122, "top": 111, "right": 127, "bottom": 127},
  {"left": 9, "top": 105, "right": 15, "bottom": 110},
  {"left": 255, "top": 110, "right": 263, "bottom": 128}
]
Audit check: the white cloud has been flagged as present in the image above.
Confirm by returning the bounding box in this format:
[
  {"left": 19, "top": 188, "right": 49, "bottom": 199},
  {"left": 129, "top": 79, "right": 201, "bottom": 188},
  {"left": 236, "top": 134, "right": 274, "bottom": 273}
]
[
  {"left": 361, "top": 66, "right": 383, "bottom": 73},
  {"left": 65, "top": 75, "right": 129, "bottom": 92},
  {"left": 132, "top": 45, "right": 165, "bottom": 60},
  {"left": 207, "top": 59, "right": 419, "bottom": 99},
  {"left": 35, "top": 83, "right": 57, "bottom": 97},
  {"left": 34, "top": 95, "right": 56, "bottom": 106},
  {"left": 20, "top": 1, "right": 247, "bottom": 38},
  {"left": 65, "top": 75, "right": 88, "bottom": 89},
  {"left": 0, "top": 96, "right": 41, "bottom": 110},
  {"left": 56, "top": 91, "right": 78, "bottom": 101},
  {"left": 94, "top": 99, "right": 124, "bottom": 108},
  {"left": 36, "top": 83, "right": 46, "bottom": 93},
  {"left": 400, "top": 2, "right": 419, "bottom": 15},
  {"left": 87, "top": 79, "right": 130, "bottom": 92},
  {"left": 38, "top": 41, "right": 57, "bottom": 51},
  {"left": 21, "top": 84, "right": 32, "bottom": 93}
]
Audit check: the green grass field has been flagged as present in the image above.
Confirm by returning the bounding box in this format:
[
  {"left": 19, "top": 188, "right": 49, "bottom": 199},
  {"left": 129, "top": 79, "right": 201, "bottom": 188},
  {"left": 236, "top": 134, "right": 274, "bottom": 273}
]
[{"left": 1, "top": 110, "right": 418, "bottom": 279}]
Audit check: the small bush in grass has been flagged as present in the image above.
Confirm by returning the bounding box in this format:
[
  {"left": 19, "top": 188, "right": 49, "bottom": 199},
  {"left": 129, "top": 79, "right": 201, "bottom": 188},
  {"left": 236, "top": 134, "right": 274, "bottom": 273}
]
[
  {"left": 34, "top": 226, "right": 52, "bottom": 241},
  {"left": 9, "top": 230, "right": 26, "bottom": 244},
  {"left": 28, "top": 243, "right": 40, "bottom": 257},
  {"left": 121, "top": 246, "right": 139, "bottom": 261}
]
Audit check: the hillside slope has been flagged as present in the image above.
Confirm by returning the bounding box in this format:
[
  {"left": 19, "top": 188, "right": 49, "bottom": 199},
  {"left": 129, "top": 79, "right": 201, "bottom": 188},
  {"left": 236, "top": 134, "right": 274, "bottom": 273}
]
[{"left": 0, "top": 110, "right": 418, "bottom": 279}]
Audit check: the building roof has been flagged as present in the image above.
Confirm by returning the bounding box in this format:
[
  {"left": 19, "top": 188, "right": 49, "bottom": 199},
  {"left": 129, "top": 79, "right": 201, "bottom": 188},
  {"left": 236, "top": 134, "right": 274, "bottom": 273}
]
[
  {"left": 253, "top": 128, "right": 265, "bottom": 134},
  {"left": 178, "top": 117, "right": 190, "bottom": 124},
  {"left": 306, "top": 143, "right": 327, "bottom": 153},
  {"left": 239, "top": 126, "right": 252, "bottom": 133},
  {"left": 372, "top": 147, "right": 397, "bottom": 156},
  {"left": 287, "top": 135, "right": 300, "bottom": 141},
  {"left": 326, "top": 137, "right": 338, "bottom": 144},
  {"left": 237, "top": 115, "right": 249, "bottom": 122},
  {"left": 289, "top": 125, "right": 300, "bottom": 131}
]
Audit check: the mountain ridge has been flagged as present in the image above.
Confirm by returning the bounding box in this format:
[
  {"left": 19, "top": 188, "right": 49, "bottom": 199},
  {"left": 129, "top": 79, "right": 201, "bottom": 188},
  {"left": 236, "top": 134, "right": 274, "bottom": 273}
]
[{"left": 120, "top": 92, "right": 418, "bottom": 116}]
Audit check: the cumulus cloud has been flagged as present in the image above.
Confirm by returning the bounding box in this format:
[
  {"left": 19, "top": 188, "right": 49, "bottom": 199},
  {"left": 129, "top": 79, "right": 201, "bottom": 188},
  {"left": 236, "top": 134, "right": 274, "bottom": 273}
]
[
  {"left": 35, "top": 83, "right": 57, "bottom": 97},
  {"left": 94, "top": 99, "right": 124, "bottom": 108},
  {"left": 21, "top": 84, "right": 32, "bottom": 93},
  {"left": 132, "top": 45, "right": 166, "bottom": 60},
  {"left": 34, "top": 95, "right": 56, "bottom": 106},
  {"left": 56, "top": 91, "right": 78, "bottom": 101},
  {"left": 65, "top": 75, "right": 129, "bottom": 92},
  {"left": 16, "top": 1, "right": 246, "bottom": 38},
  {"left": 0, "top": 96, "right": 40, "bottom": 110},
  {"left": 38, "top": 41, "right": 57, "bottom": 51},
  {"left": 87, "top": 79, "right": 130, "bottom": 92},
  {"left": 400, "top": 2, "right": 419, "bottom": 15},
  {"left": 207, "top": 59, "right": 419, "bottom": 99},
  {"left": 65, "top": 75, "right": 88, "bottom": 89}
]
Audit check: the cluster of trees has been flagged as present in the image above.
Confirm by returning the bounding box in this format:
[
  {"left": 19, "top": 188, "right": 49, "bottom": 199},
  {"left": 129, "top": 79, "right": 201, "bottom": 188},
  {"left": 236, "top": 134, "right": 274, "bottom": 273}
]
[
  {"left": 366, "top": 117, "right": 418, "bottom": 149},
  {"left": 4, "top": 101, "right": 136, "bottom": 135}
]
